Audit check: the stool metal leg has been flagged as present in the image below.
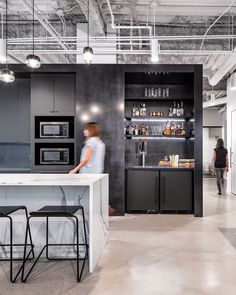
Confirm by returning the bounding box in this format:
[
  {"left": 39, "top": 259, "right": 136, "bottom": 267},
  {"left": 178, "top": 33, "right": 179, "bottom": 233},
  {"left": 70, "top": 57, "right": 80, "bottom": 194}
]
[
  {"left": 7, "top": 216, "right": 23, "bottom": 283},
  {"left": 22, "top": 217, "right": 46, "bottom": 283},
  {"left": 75, "top": 215, "right": 80, "bottom": 282},
  {"left": 23, "top": 207, "right": 35, "bottom": 260},
  {"left": 81, "top": 207, "right": 89, "bottom": 258},
  {"left": 46, "top": 217, "right": 49, "bottom": 260}
]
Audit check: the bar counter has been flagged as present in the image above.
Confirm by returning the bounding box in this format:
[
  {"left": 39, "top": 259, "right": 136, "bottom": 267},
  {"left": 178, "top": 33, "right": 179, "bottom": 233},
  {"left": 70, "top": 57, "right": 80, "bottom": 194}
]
[{"left": 0, "top": 174, "right": 109, "bottom": 273}]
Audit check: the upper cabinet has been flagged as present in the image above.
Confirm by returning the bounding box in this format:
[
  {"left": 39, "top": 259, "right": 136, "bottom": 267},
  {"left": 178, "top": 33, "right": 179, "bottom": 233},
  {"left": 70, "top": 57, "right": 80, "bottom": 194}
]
[
  {"left": 31, "top": 74, "right": 75, "bottom": 115},
  {"left": 0, "top": 79, "right": 30, "bottom": 143}
]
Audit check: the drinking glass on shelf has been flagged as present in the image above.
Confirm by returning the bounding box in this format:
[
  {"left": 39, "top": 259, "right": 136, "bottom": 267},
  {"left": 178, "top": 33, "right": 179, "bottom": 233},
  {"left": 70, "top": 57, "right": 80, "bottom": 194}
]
[
  {"left": 162, "top": 88, "right": 166, "bottom": 98},
  {"left": 144, "top": 88, "right": 148, "bottom": 97},
  {"left": 151, "top": 88, "right": 154, "bottom": 97},
  {"left": 154, "top": 89, "right": 158, "bottom": 98},
  {"left": 158, "top": 88, "right": 162, "bottom": 98},
  {"left": 156, "top": 126, "right": 162, "bottom": 135},
  {"left": 148, "top": 88, "right": 151, "bottom": 97},
  {"left": 150, "top": 126, "right": 154, "bottom": 136},
  {"left": 166, "top": 87, "right": 170, "bottom": 97}
]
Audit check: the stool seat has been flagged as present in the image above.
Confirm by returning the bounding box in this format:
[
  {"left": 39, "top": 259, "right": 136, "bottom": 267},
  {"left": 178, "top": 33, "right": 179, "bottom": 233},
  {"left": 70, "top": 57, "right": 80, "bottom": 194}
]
[
  {"left": 29, "top": 205, "right": 83, "bottom": 217},
  {"left": 0, "top": 206, "right": 26, "bottom": 217}
]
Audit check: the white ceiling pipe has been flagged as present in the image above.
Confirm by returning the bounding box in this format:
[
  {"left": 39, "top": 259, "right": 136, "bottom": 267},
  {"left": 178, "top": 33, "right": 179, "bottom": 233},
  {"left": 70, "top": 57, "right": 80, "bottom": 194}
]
[
  {"left": 7, "top": 34, "right": 236, "bottom": 43},
  {"left": 8, "top": 49, "right": 232, "bottom": 55},
  {"left": 106, "top": 0, "right": 152, "bottom": 37},
  {"left": 208, "top": 52, "right": 236, "bottom": 86}
]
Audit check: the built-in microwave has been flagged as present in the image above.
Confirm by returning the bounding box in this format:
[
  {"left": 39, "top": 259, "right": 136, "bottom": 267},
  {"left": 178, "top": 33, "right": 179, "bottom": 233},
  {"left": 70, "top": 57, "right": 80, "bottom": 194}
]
[
  {"left": 40, "top": 148, "right": 69, "bottom": 165},
  {"left": 40, "top": 122, "right": 69, "bottom": 138},
  {"left": 35, "top": 116, "right": 74, "bottom": 139}
]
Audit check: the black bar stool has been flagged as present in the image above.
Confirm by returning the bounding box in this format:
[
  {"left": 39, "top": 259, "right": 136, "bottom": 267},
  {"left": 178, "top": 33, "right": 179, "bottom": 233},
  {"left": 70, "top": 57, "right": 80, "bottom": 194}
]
[
  {"left": 22, "top": 205, "right": 89, "bottom": 283},
  {"left": 0, "top": 206, "right": 35, "bottom": 283}
]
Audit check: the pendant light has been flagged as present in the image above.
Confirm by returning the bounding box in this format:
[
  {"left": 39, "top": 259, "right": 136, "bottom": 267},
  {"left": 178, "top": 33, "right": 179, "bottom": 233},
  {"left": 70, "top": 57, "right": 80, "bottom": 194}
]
[
  {"left": 0, "top": 0, "right": 15, "bottom": 83},
  {"left": 151, "top": 1, "right": 160, "bottom": 63},
  {"left": 83, "top": 0, "right": 93, "bottom": 64},
  {"left": 26, "top": 0, "right": 41, "bottom": 68}
]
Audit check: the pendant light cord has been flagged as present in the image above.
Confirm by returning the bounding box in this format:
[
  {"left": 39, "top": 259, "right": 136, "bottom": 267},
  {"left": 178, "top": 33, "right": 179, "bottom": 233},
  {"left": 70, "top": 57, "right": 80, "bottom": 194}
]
[
  {"left": 87, "top": 0, "right": 89, "bottom": 47},
  {"left": 5, "top": 0, "right": 8, "bottom": 68},
  {"left": 32, "top": 0, "right": 35, "bottom": 55},
  {"left": 153, "top": 2, "right": 155, "bottom": 39}
]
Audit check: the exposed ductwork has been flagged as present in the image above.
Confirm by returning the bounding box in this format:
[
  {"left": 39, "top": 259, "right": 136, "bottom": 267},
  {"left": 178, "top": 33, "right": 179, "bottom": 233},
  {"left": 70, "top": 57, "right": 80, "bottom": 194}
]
[{"left": 208, "top": 52, "right": 236, "bottom": 86}]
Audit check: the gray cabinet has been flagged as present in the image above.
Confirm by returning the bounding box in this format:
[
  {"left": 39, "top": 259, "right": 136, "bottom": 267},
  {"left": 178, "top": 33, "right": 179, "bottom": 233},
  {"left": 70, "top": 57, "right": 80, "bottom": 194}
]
[
  {"left": 31, "top": 74, "right": 75, "bottom": 115},
  {"left": 127, "top": 169, "right": 159, "bottom": 211},
  {"left": 160, "top": 170, "right": 193, "bottom": 212},
  {"left": 0, "top": 80, "right": 30, "bottom": 143},
  {"left": 31, "top": 75, "right": 54, "bottom": 114},
  {"left": 54, "top": 75, "right": 75, "bottom": 113}
]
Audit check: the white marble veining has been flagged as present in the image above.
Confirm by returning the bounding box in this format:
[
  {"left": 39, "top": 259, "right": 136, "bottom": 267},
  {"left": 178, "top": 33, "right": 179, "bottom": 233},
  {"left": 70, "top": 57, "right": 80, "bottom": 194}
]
[{"left": 0, "top": 174, "right": 109, "bottom": 273}]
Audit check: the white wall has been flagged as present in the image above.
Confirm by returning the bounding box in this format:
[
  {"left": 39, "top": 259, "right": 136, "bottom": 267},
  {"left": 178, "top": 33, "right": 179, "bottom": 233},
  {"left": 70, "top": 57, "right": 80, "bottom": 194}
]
[
  {"left": 203, "top": 109, "right": 223, "bottom": 126},
  {"left": 227, "top": 79, "right": 236, "bottom": 192}
]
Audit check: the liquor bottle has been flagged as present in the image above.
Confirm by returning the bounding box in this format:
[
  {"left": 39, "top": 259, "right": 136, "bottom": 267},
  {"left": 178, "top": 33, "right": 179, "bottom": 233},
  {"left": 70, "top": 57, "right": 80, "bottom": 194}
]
[
  {"left": 180, "top": 101, "right": 184, "bottom": 116},
  {"left": 132, "top": 104, "right": 136, "bottom": 117},
  {"left": 142, "top": 103, "right": 147, "bottom": 117},
  {"left": 168, "top": 107, "right": 173, "bottom": 117},
  {"left": 135, "top": 105, "right": 140, "bottom": 117},
  {"left": 177, "top": 103, "right": 181, "bottom": 117},
  {"left": 139, "top": 104, "right": 143, "bottom": 116},
  {"left": 173, "top": 102, "right": 177, "bottom": 117}
]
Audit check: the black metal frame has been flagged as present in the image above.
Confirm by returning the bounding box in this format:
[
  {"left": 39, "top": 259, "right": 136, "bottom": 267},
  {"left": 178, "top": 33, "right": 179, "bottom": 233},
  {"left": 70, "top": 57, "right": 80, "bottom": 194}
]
[
  {"left": 22, "top": 207, "right": 89, "bottom": 283},
  {"left": 0, "top": 206, "right": 35, "bottom": 283}
]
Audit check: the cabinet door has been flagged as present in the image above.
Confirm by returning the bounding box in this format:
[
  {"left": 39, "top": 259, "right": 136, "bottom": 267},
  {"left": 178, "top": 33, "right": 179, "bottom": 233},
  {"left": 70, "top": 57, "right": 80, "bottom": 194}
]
[
  {"left": 31, "top": 75, "right": 54, "bottom": 114},
  {"left": 0, "top": 83, "right": 18, "bottom": 142},
  {"left": 127, "top": 169, "right": 159, "bottom": 211},
  {"left": 160, "top": 170, "right": 193, "bottom": 212},
  {"left": 54, "top": 75, "right": 75, "bottom": 114}
]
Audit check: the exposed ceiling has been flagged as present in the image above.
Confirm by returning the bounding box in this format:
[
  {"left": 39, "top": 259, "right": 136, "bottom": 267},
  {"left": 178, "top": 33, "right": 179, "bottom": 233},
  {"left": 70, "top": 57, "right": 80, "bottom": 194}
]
[{"left": 0, "top": 0, "right": 236, "bottom": 90}]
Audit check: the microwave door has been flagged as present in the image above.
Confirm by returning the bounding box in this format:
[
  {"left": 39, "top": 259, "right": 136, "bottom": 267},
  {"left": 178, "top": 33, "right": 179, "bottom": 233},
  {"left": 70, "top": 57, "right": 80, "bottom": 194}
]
[
  {"left": 40, "top": 148, "right": 69, "bottom": 165},
  {"left": 40, "top": 122, "right": 69, "bottom": 138},
  {"left": 43, "top": 125, "right": 60, "bottom": 137}
]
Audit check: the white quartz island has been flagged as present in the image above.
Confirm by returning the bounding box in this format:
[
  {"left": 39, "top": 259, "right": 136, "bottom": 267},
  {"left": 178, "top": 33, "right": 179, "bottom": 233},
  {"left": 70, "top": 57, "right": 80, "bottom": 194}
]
[{"left": 0, "top": 174, "right": 109, "bottom": 273}]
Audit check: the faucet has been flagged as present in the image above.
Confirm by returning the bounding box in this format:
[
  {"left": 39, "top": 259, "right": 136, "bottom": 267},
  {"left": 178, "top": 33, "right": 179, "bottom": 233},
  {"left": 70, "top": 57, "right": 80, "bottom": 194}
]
[{"left": 136, "top": 140, "right": 147, "bottom": 167}]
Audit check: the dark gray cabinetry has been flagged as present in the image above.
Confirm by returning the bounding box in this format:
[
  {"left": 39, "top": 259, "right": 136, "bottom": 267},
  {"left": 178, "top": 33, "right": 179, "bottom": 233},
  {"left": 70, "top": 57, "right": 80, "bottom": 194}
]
[
  {"left": 127, "top": 168, "right": 193, "bottom": 213},
  {"left": 0, "top": 79, "right": 30, "bottom": 143},
  {"left": 160, "top": 170, "right": 193, "bottom": 212},
  {"left": 31, "top": 74, "right": 74, "bottom": 115},
  {"left": 127, "top": 169, "right": 159, "bottom": 211}
]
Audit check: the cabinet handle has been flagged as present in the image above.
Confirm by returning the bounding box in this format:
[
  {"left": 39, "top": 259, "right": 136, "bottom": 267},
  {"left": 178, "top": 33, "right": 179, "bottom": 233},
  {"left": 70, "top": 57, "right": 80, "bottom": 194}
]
[
  {"left": 154, "top": 175, "right": 158, "bottom": 209},
  {"left": 161, "top": 176, "right": 165, "bottom": 207}
]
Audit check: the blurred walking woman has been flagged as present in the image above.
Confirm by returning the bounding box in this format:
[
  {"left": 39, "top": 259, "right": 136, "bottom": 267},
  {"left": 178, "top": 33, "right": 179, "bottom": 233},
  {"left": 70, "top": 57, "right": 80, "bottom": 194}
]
[
  {"left": 69, "top": 122, "right": 105, "bottom": 174},
  {"left": 212, "top": 138, "right": 228, "bottom": 195}
]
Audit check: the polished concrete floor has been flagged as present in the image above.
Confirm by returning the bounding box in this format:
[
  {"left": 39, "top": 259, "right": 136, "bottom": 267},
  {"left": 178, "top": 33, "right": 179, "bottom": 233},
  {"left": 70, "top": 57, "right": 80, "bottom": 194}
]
[{"left": 1, "top": 178, "right": 236, "bottom": 295}]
